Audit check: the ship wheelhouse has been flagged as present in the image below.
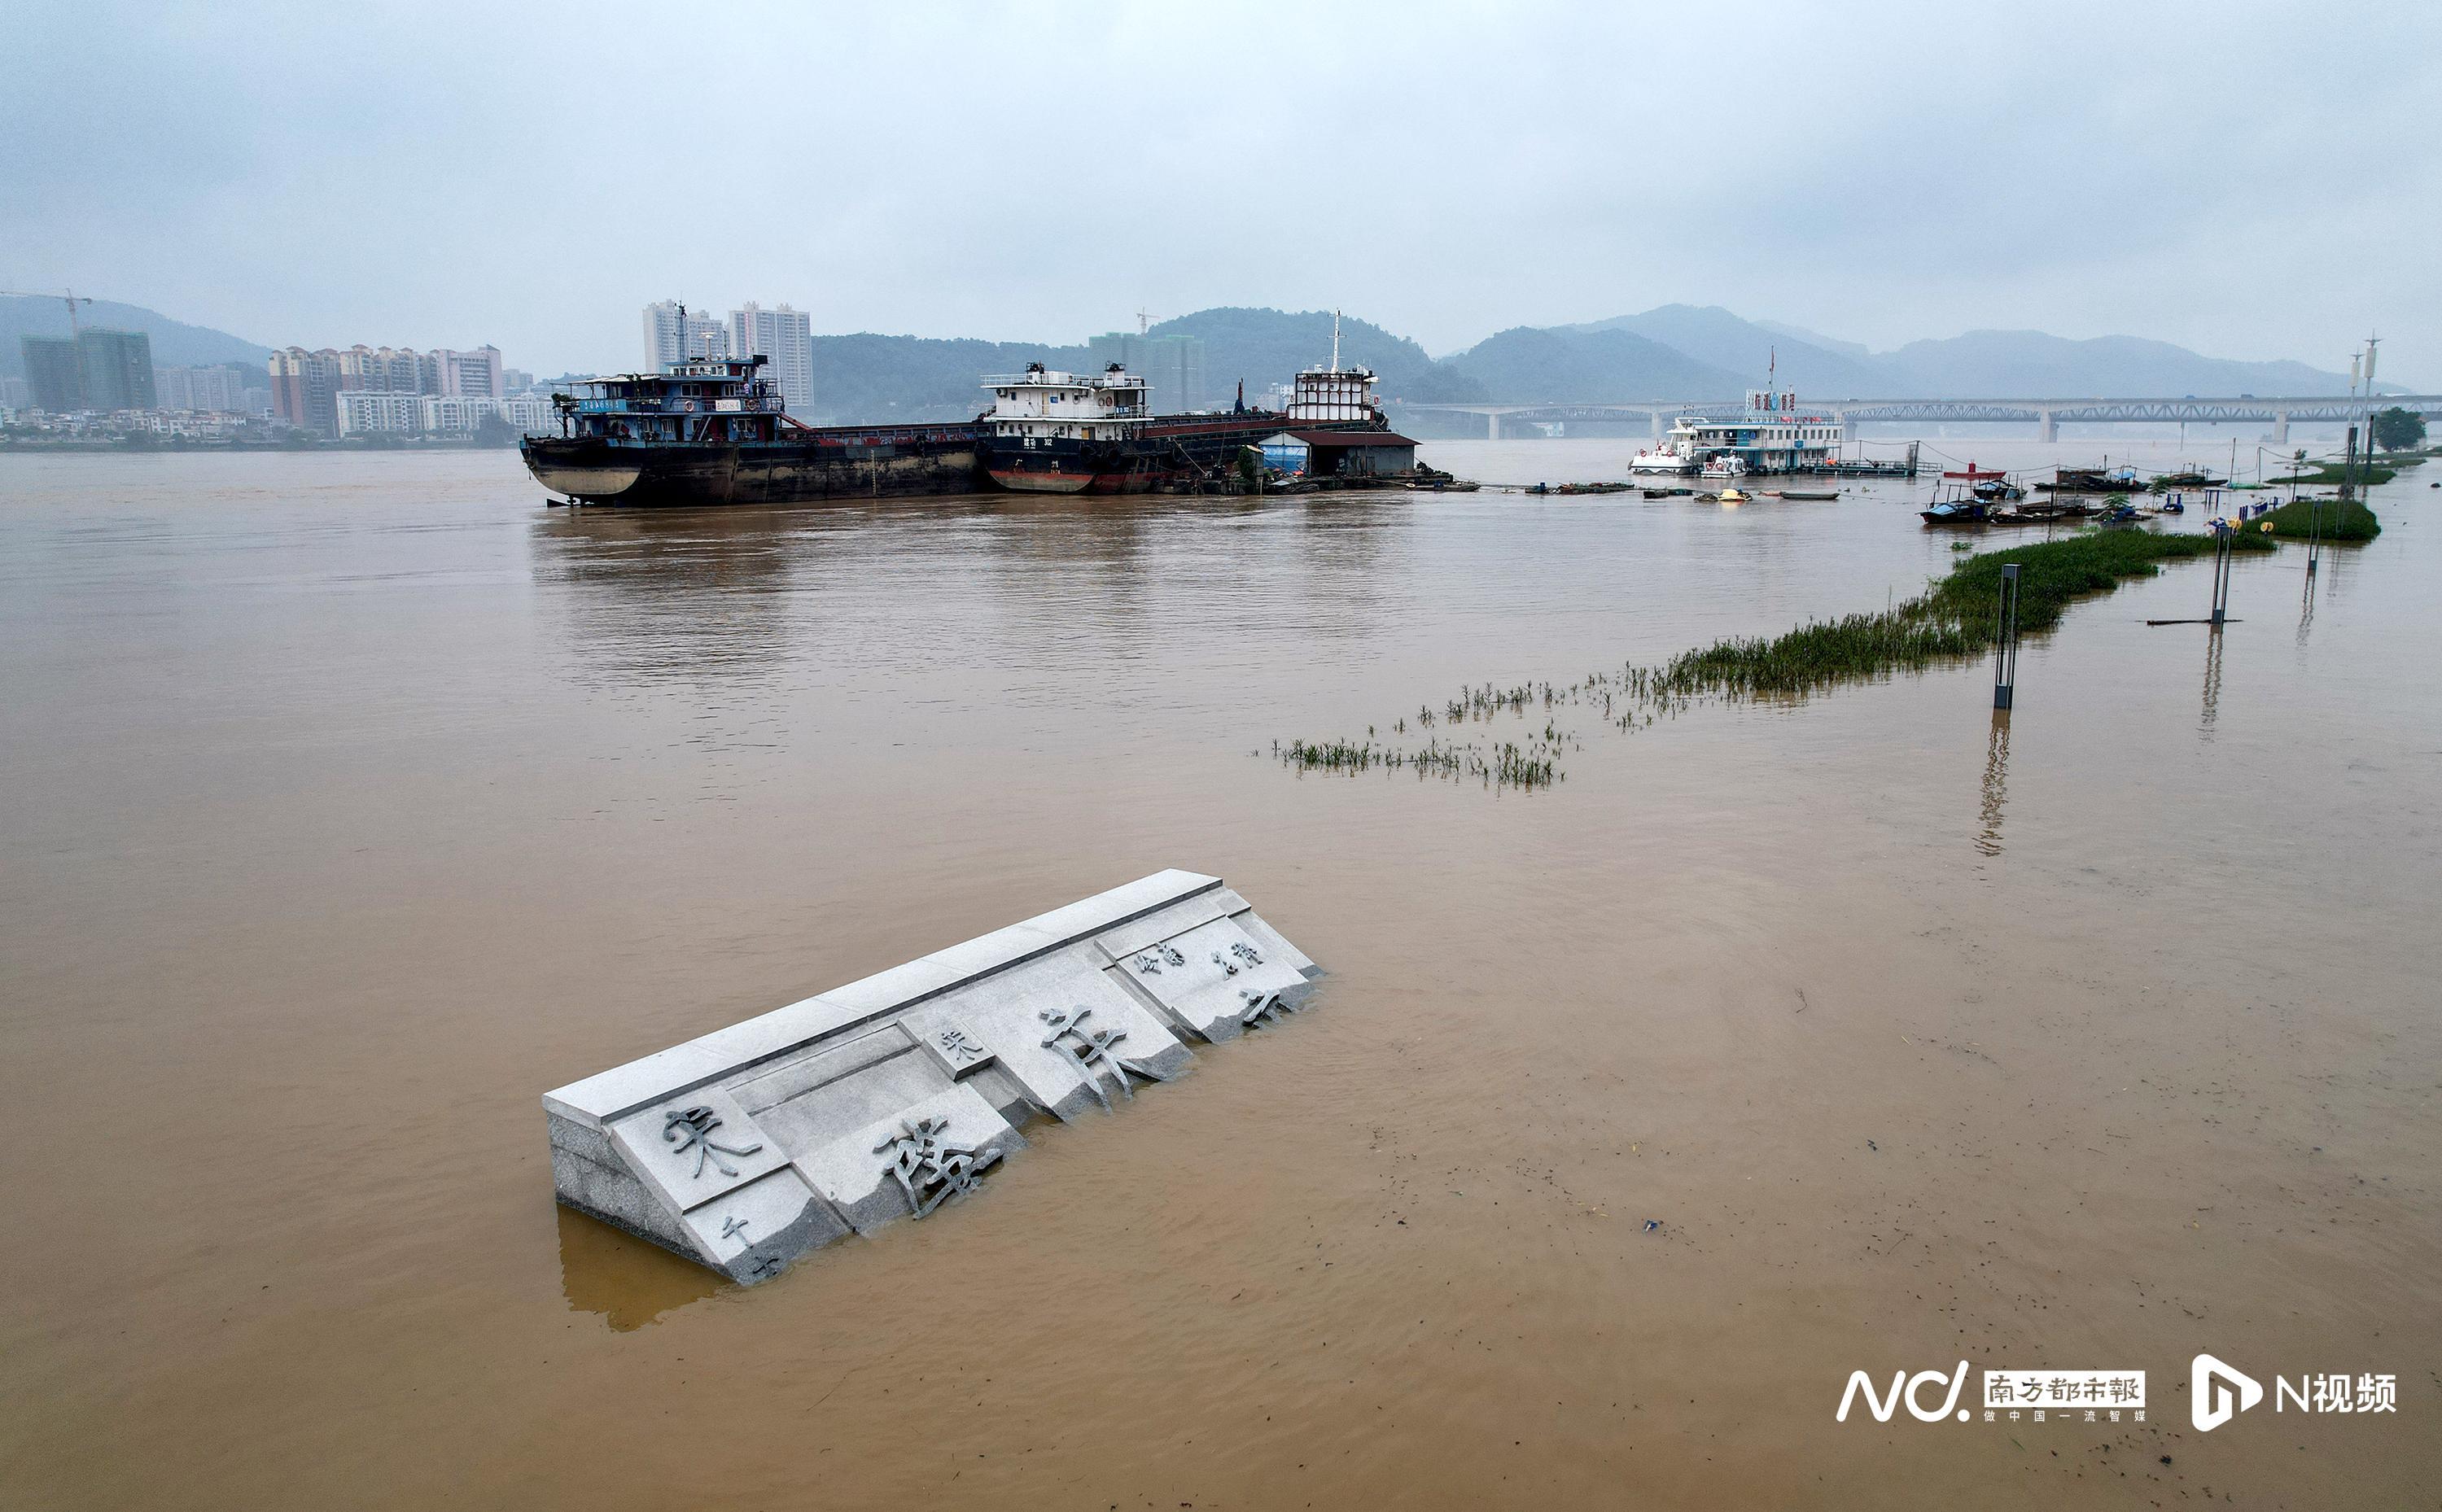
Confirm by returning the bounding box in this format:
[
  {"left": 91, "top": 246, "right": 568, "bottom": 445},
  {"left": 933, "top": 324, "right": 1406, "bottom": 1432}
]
[
  {"left": 554, "top": 355, "right": 789, "bottom": 445},
  {"left": 982, "top": 362, "right": 1149, "bottom": 448},
  {"left": 1661, "top": 390, "right": 1843, "bottom": 475}
]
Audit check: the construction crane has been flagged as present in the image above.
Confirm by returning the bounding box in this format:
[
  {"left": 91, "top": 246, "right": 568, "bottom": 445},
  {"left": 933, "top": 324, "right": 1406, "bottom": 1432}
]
[{"left": 1, "top": 287, "right": 95, "bottom": 338}]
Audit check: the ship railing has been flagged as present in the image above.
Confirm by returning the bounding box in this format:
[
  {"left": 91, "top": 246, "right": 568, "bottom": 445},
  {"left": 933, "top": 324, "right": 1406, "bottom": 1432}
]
[
  {"left": 979, "top": 372, "right": 1148, "bottom": 390},
  {"left": 573, "top": 396, "right": 783, "bottom": 415}
]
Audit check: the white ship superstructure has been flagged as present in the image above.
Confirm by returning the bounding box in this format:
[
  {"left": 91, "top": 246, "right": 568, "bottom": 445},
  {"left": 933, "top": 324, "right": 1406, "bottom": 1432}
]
[
  {"left": 982, "top": 362, "right": 1149, "bottom": 444},
  {"left": 1646, "top": 389, "right": 1842, "bottom": 477}
]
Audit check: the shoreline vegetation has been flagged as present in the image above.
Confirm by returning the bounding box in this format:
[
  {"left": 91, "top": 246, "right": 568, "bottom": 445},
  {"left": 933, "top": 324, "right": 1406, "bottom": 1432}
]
[
  {"left": 1280, "top": 527, "right": 2284, "bottom": 791},
  {"left": 2256, "top": 496, "right": 2381, "bottom": 542}
]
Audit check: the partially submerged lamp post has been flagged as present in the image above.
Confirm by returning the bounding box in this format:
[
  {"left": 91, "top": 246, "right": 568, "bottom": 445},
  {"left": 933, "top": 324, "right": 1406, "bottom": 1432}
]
[
  {"left": 2209, "top": 525, "right": 2235, "bottom": 628},
  {"left": 1993, "top": 562, "right": 2021, "bottom": 711}
]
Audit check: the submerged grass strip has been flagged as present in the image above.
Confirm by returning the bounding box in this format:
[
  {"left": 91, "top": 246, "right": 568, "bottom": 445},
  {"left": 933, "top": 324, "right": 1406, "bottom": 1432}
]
[
  {"left": 2252, "top": 497, "right": 2381, "bottom": 542},
  {"left": 1280, "top": 527, "right": 2279, "bottom": 788},
  {"left": 1668, "top": 529, "right": 2274, "bottom": 701}
]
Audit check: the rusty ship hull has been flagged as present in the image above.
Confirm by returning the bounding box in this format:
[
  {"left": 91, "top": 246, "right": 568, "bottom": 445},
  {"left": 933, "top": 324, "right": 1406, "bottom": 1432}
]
[{"left": 522, "top": 425, "right": 987, "bottom": 506}]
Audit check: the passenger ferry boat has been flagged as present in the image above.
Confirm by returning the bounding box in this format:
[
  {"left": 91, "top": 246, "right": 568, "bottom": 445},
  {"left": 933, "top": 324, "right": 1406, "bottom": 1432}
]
[
  {"left": 520, "top": 355, "right": 982, "bottom": 505},
  {"left": 1660, "top": 390, "right": 1842, "bottom": 479},
  {"left": 1629, "top": 437, "right": 1699, "bottom": 474}
]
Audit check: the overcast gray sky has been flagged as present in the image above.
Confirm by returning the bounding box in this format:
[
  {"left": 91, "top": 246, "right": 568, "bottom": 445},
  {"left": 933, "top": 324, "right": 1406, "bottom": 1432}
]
[{"left": 6, "top": 1, "right": 2435, "bottom": 380}]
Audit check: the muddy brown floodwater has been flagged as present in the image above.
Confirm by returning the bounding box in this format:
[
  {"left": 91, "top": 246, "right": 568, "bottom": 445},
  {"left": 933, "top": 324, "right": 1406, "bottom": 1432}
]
[{"left": 2, "top": 440, "right": 2437, "bottom": 1509}]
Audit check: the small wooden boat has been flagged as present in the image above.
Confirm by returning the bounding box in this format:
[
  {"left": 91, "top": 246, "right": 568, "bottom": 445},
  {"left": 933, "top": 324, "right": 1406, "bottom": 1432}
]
[
  {"left": 1920, "top": 500, "right": 1989, "bottom": 525},
  {"left": 1717, "top": 487, "right": 1748, "bottom": 504},
  {"left": 1779, "top": 488, "right": 1840, "bottom": 500}
]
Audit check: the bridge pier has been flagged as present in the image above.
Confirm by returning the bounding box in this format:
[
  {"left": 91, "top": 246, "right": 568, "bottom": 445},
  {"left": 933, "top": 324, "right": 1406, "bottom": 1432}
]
[
  {"left": 2271, "top": 412, "right": 2288, "bottom": 445},
  {"left": 1840, "top": 414, "right": 1858, "bottom": 442},
  {"left": 1652, "top": 411, "right": 1665, "bottom": 440},
  {"left": 1486, "top": 413, "right": 1501, "bottom": 442},
  {"left": 2038, "top": 409, "right": 2057, "bottom": 444}
]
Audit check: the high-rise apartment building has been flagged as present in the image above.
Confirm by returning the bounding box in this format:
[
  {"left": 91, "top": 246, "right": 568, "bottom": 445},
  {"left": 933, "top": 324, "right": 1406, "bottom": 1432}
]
[
  {"left": 154, "top": 365, "right": 249, "bottom": 412},
  {"left": 20, "top": 337, "right": 82, "bottom": 412},
  {"left": 77, "top": 330, "right": 156, "bottom": 411},
  {"left": 269, "top": 343, "right": 509, "bottom": 430},
  {"left": 1087, "top": 330, "right": 1206, "bottom": 416},
  {"left": 19, "top": 330, "right": 156, "bottom": 412},
  {"left": 433, "top": 346, "right": 503, "bottom": 398},
  {"left": 337, "top": 346, "right": 435, "bottom": 395},
  {"left": 729, "top": 302, "right": 813, "bottom": 413},
  {"left": 642, "top": 301, "right": 729, "bottom": 370},
  {"left": 269, "top": 347, "right": 346, "bottom": 430}
]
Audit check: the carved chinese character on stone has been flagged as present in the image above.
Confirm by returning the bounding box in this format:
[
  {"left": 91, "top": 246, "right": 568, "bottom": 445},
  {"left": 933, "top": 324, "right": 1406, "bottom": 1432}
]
[
  {"left": 1230, "top": 941, "right": 1263, "bottom": 967},
  {"left": 663, "top": 1104, "right": 764, "bottom": 1180},
  {"left": 1238, "top": 986, "right": 1304, "bottom": 1028},
  {"left": 1211, "top": 950, "right": 1238, "bottom": 977},
  {"left": 873, "top": 1114, "right": 1003, "bottom": 1218},
  {"left": 1039, "top": 1004, "right": 1173, "bottom": 1112},
  {"left": 1131, "top": 952, "right": 1164, "bottom": 976},
  {"left": 936, "top": 1028, "right": 987, "bottom": 1064}
]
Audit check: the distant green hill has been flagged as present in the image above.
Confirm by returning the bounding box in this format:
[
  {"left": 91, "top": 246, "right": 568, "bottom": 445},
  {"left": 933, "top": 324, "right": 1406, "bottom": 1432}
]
[
  {"left": 1552, "top": 305, "right": 2367, "bottom": 399},
  {"left": 1560, "top": 304, "right": 1887, "bottom": 397},
  {"left": 1441, "top": 326, "right": 1747, "bottom": 403},
  {"left": 1146, "top": 308, "right": 1486, "bottom": 405},
  {"left": 2, "top": 295, "right": 271, "bottom": 378},
  {"left": 803, "top": 333, "right": 1088, "bottom": 425},
  {"left": 799, "top": 307, "right": 1486, "bottom": 423}
]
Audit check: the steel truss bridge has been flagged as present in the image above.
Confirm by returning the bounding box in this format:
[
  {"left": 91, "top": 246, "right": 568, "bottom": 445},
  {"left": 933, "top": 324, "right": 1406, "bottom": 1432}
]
[{"left": 1403, "top": 395, "right": 2442, "bottom": 444}]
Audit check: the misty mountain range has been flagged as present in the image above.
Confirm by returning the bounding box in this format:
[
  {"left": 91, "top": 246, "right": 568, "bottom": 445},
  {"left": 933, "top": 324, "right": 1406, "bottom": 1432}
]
[{"left": 3, "top": 295, "right": 2387, "bottom": 422}]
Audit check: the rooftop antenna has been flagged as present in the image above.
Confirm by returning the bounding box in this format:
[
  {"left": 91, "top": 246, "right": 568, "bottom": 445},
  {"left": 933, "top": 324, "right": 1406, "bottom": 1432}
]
[
  {"left": 1331, "top": 310, "right": 1342, "bottom": 373},
  {"left": 1137, "top": 307, "right": 1151, "bottom": 335}
]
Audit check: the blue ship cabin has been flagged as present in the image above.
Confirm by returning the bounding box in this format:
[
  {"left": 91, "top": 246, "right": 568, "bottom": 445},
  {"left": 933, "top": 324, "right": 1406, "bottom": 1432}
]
[{"left": 554, "top": 356, "right": 790, "bottom": 444}]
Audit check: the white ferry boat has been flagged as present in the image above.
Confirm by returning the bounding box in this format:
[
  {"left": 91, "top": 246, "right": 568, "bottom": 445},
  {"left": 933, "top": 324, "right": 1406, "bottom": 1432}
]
[
  {"left": 1656, "top": 390, "right": 1842, "bottom": 479},
  {"left": 1629, "top": 439, "right": 1697, "bottom": 474}
]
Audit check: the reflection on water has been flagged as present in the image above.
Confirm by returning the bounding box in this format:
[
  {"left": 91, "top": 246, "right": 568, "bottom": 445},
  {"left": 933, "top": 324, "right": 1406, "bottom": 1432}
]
[
  {"left": 532, "top": 504, "right": 817, "bottom": 683},
  {"left": 2200, "top": 625, "right": 2225, "bottom": 736},
  {"left": 1976, "top": 710, "right": 2011, "bottom": 857},
  {"left": 556, "top": 1204, "right": 724, "bottom": 1331}
]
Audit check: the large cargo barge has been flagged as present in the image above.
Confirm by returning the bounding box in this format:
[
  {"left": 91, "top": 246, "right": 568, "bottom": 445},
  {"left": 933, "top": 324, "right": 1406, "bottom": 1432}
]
[
  {"left": 521, "top": 326, "right": 1416, "bottom": 506},
  {"left": 520, "top": 357, "right": 982, "bottom": 506},
  {"left": 978, "top": 353, "right": 1394, "bottom": 495}
]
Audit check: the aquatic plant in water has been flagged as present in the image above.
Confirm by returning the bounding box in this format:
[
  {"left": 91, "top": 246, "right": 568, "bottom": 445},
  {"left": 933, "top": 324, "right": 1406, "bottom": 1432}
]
[{"left": 1276, "top": 527, "right": 2278, "bottom": 792}]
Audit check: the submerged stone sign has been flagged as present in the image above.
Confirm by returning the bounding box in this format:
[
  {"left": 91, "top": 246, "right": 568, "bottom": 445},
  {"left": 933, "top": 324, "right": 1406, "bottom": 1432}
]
[{"left": 543, "top": 870, "right": 1321, "bottom": 1283}]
